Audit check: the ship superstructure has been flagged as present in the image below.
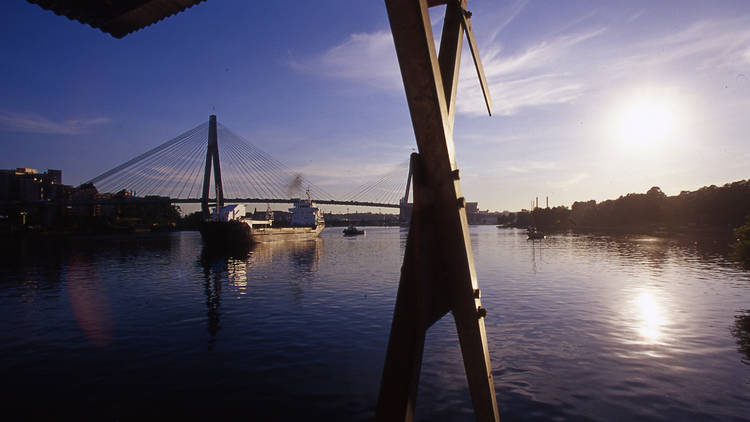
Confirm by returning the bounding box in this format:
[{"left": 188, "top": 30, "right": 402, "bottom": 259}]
[{"left": 200, "top": 196, "right": 324, "bottom": 245}]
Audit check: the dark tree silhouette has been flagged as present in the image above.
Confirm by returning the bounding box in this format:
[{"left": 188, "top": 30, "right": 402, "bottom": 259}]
[
  {"left": 731, "top": 216, "right": 750, "bottom": 267},
  {"left": 509, "top": 180, "right": 750, "bottom": 238}
]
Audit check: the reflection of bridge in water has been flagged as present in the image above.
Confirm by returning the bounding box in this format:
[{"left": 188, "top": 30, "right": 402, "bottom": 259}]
[
  {"left": 199, "top": 237, "right": 323, "bottom": 349},
  {"left": 84, "top": 115, "right": 414, "bottom": 220}
]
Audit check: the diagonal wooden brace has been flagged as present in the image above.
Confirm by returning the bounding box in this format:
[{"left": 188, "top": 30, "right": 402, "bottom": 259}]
[
  {"left": 377, "top": 153, "right": 452, "bottom": 421},
  {"left": 377, "top": 1, "right": 500, "bottom": 421}
]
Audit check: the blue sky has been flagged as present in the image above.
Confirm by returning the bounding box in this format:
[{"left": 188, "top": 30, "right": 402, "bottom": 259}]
[{"left": 1, "top": 0, "right": 749, "bottom": 211}]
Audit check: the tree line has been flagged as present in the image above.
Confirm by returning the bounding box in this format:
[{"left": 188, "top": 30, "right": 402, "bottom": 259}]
[{"left": 500, "top": 179, "right": 750, "bottom": 233}]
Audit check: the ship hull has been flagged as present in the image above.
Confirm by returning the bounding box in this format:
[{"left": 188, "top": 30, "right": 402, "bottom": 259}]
[
  {"left": 200, "top": 220, "right": 253, "bottom": 246},
  {"left": 200, "top": 220, "right": 324, "bottom": 245},
  {"left": 252, "top": 224, "right": 324, "bottom": 242}
]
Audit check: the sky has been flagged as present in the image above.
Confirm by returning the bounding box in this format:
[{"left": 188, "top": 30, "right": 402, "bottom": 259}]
[{"left": 1, "top": 0, "right": 749, "bottom": 212}]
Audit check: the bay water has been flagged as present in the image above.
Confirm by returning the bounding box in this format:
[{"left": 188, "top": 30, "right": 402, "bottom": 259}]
[{"left": 1, "top": 227, "right": 748, "bottom": 420}]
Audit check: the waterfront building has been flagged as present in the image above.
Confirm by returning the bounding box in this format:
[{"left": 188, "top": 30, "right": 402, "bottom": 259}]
[
  {"left": 466, "top": 202, "right": 502, "bottom": 225},
  {"left": 0, "top": 168, "right": 66, "bottom": 202}
]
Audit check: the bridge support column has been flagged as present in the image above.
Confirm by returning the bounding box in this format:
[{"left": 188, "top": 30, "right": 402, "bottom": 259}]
[
  {"left": 399, "top": 154, "right": 415, "bottom": 226},
  {"left": 377, "top": 1, "right": 499, "bottom": 421},
  {"left": 201, "top": 115, "right": 224, "bottom": 219}
]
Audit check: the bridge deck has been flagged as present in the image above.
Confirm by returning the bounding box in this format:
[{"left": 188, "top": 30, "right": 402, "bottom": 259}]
[
  {"left": 1, "top": 198, "right": 400, "bottom": 209},
  {"left": 180, "top": 198, "right": 400, "bottom": 209}
]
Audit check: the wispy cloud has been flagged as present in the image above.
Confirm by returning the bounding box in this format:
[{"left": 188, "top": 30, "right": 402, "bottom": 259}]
[
  {"left": 611, "top": 18, "right": 750, "bottom": 74},
  {"left": 296, "top": 155, "right": 408, "bottom": 186},
  {"left": 485, "top": 0, "right": 529, "bottom": 44},
  {"left": 294, "top": 17, "right": 605, "bottom": 116},
  {"left": 295, "top": 8, "right": 750, "bottom": 119},
  {"left": 289, "top": 31, "right": 401, "bottom": 89},
  {"left": 483, "top": 28, "right": 606, "bottom": 79},
  {"left": 626, "top": 9, "right": 645, "bottom": 24},
  {"left": 0, "top": 110, "right": 111, "bottom": 135},
  {"left": 507, "top": 160, "right": 558, "bottom": 173},
  {"left": 556, "top": 172, "right": 589, "bottom": 188},
  {"left": 456, "top": 27, "right": 606, "bottom": 115}
]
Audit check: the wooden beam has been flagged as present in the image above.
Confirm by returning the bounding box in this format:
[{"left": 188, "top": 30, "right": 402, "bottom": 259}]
[
  {"left": 438, "top": 0, "right": 466, "bottom": 128},
  {"left": 460, "top": 9, "right": 493, "bottom": 115},
  {"left": 378, "top": 1, "right": 500, "bottom": 421}
]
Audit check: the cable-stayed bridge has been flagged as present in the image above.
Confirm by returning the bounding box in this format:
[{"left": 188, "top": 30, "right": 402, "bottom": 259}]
[{"left": 85, "top": 115, "right": 412, "bottom": 215}]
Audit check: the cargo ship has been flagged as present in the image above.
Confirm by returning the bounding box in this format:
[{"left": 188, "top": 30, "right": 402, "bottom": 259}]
[{"left": 200, "top": 196, "right": 324, "bottom": 245}]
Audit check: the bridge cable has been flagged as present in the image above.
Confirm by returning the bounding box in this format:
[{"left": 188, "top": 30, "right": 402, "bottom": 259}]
[
  {"left": 222, "top": 130, "right": 299, "bottom": 199},
  {"left": 98, "top": 126, "right": 204, "bottom": 196},
  {"left": 221, "top": 135, "right": 279, "bottom": 199},
  {"left": 87, "top": 122, "right": 207, "bottom": 187},
  {"left": 122, "top": 128, "right": 205, "bottom": 196}
]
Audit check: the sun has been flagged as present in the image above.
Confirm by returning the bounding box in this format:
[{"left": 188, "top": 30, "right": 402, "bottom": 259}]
[{"left": 608, "top": 87, "right": 687, "bottom": 152}]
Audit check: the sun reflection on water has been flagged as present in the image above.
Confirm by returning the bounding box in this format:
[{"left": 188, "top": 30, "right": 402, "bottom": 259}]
[{"left": 633, "top": 289, "right": 667, "bottom": 343}]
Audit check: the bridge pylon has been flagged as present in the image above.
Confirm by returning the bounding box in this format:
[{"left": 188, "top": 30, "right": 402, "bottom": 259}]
[
  {"left": 201, "top": 115, "right": 224, "bottom": 218},
  {"left": 398, "top": 154, "right": 415, "bottom": 226}
]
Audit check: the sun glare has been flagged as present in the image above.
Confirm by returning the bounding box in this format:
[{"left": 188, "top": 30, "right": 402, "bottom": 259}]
[
  {"left": 633, "top": 290, "right": 666, "bottom": 343},
  {"left": 608, "top": 87, "right": 688, "bottom": 152}
]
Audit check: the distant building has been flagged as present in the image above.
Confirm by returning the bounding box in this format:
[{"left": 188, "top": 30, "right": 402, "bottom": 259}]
[
  {"left": 399, "top": 199, "right": 500, "bottom": 225},
  {"left": 0, "top": 168, "right": 74, "bottom": 230},
  {"left": 0, "top": 168, "right": 66, "bottom": 202},
  {"left": 324, "top": 211, "right": 399, "bottom": 227},
  {"left": 466, "top": 202, "right": 501, "bottom": 225}
]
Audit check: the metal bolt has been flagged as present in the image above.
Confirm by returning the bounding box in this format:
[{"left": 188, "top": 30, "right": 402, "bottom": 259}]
[
  {"left": 451, "top": 169, "right": 460, "bottom": 180},
  {"left": 477, "top": 306, "right": 487, "bottom": 319},
  {"left": 473, "top": 289, "right": 481, "bottom": 299},
  {"left": 457, "top": 197, "right": 466, "bottom": 208}
]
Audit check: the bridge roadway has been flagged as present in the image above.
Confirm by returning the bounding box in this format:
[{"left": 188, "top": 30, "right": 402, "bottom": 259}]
[
  {"left": 2, "top": 197, "right": 400, "bottom": 209},
  {"left": 176, "top": 198, "right": 400, "bottom": 209}
]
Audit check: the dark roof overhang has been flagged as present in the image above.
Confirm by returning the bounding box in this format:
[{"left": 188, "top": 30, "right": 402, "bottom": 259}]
[{"left": 27, "top": 0, "right": 207, "bottom": 38}]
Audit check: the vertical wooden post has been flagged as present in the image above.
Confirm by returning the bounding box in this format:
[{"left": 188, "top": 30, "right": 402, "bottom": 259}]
[{"left": 377, "top": 1, "right": 500, "bottom": 421}]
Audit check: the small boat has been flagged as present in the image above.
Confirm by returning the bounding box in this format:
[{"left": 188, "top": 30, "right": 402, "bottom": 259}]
[
  {"left": 343, "top": 224, "right": 365, "bottom": 236},
  {"left": 527, "top": 226, "right": 545, "bottom": 240}
]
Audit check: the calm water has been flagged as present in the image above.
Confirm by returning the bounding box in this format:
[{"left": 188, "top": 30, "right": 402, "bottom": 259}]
[{"left": 1, "top": 227, "right": 748, "bottom": 420}]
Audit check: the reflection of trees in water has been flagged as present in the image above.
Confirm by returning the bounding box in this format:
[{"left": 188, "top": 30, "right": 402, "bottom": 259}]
[
  {"left": 573, "top": 232, "right": 736, "bottom": 274},
  {"left": 610, "top": 237, "right": 669, "bottom": 272},
  {"left": 1, "top": 234, "right": 178, "bottom": 296},
  {"left": 731, "top": 310, "right": 750, "bottom": 364},
  {"left": 684, "top": 233, "right": 734, "bottom": 260}
]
